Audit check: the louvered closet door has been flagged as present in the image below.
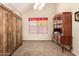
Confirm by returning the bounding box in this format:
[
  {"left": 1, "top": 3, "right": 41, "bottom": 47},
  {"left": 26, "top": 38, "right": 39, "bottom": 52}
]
[
  {"left": 0, "top": 7, "right": 3, "bottom": 56},
  {"left": 3, "top": 9, "right": 13, "bottom": 55}
]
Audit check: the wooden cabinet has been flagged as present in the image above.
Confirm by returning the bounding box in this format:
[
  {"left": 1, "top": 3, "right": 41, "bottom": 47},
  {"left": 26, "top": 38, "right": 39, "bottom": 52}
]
[
  {"left": 61, "top": 12, "right": 72, "bottom": 51},
  {"left": 52, "top": 12, "right": 72, "bottom": 51},
  {"left": 0, "top": 4, "right": 22, "bottom": 56}
]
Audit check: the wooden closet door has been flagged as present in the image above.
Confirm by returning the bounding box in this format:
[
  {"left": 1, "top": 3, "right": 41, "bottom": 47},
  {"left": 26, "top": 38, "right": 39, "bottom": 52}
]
[
  {"left": 19, "top": 18, "right": 22, "bottom": 45},
  {"left": 3, "top": 9, "right": 13, "bottom": 55},
  {"left": 0, "top": 7, "right": 3, "bottom": 55},
  {"left": 7, "top": 14, "right": 14, "bottom": 53},
  {"left": 16, "top": 18, "right": 22, "bottom": 47},
  {"left": 12, "top": 15, "right": 17, "bottom": 49}
]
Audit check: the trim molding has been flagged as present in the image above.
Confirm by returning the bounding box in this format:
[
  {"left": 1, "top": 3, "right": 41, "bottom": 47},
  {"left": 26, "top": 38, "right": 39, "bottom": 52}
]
[{"left": 71, "top": 51, "right": 79, "bottom": 56}]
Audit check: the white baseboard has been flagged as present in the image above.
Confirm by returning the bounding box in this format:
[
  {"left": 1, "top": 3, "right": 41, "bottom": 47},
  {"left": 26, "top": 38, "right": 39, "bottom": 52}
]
[
  {"left": 71, "top": 51, "right": 79, "bottom": 56},
  {"left": 23, "top": 40, "right": 52, "bottom": 41},
  {"left": 23, "top": 39, "right": 51, "bottom": 40}
]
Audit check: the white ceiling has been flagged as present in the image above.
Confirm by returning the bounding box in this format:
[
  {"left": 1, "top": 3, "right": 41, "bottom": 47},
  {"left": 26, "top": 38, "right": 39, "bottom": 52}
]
[
  {"left": 4, "top": 3, "right": 56, "bottom": 15},
  {"left": 8, "top": 3, "right": 34, "bottom": 14}
]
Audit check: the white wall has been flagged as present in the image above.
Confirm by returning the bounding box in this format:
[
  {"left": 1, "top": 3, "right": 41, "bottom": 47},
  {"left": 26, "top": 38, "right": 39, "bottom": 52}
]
[
  {"left": 56, "top": 3, "right": 79, "bottom": 55},
  {"left": 22, "top": 3, "right": 56, "bottom": 40}
]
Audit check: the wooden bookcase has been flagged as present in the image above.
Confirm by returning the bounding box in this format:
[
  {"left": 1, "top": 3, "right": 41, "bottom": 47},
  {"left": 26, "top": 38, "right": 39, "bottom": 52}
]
[{"left": 52, "top": 12, "right": 72, "bottom": 51}]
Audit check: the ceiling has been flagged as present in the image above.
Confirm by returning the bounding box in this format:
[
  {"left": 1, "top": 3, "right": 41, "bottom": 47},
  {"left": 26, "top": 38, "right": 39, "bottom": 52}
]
[
  {"left": 4, "top": 3, "right": 56, "bottom": 15},
  {"left": 8, "top": 3, "right": 34, "bottom": 14}
]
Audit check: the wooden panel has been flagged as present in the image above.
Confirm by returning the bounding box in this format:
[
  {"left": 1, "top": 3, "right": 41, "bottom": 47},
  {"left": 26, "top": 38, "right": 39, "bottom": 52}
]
[
  {"left": 6, "top": 13, "right": 14, "bottom": 53},
  {"left": 62, "top": 12, "right": 72, "bottom": 36},
  {"left": 0, "top": 7, "right": 3, "bottom": 55},
  {"left": 3, "top": 9, "right": 12, "bottom": 55},
  {"left": 12, "top": 15, "right": 17, "bottom": 49},
  {"left": 61, "top": 12, "right": 72, "bottom": 51},
  {"left": 16, "top": 17, "right": 22, "bottom": 47}
]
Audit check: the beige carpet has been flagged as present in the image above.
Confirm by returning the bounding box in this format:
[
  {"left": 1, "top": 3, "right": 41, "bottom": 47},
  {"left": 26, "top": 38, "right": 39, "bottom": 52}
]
[{"left": 12, "top": 40, "right": 75, "bottom": 56}]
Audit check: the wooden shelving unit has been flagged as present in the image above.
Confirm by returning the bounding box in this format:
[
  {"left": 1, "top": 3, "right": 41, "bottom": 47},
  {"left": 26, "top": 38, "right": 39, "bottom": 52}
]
[{"left": 52, "top": 12, "right": 72, "bottom": 51}]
